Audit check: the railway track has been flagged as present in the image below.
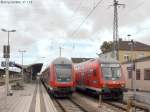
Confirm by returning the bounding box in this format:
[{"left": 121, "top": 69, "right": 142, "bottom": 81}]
[
  {"left": 43, "top": 83, "right": 149, "bottom": 112},
  {"left": 53, "top": 98, "right": 87, "bottom": 112},
  {"left": 104, "top": 101, "right": 150, "bottom": 112},
  {"left": 103, "top": 101, "right": 127, "bottom": 111},
  {"left": 75, "top": 92, "right": 150, "bottom": 112}
]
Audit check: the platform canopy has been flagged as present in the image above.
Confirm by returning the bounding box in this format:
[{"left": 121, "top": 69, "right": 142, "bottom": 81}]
[
  {"left": 28, "top": 63, "right": 43, "bottom": 75},
  {"left": 13, "top": 63, "right": 43, "bottom": 73},
  {"left": 13, "top": 63, "right": 43, "bottom": 80}
]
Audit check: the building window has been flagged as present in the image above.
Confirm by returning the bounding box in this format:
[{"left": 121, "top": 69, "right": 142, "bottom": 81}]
[
  {"left": 128, "top": 70, "right": 132, "bottom": 79},
  {"left": 144, "top": 69, "right": 150, "bottom": 80},
  {"left": 124, "top": 55, "right": 130, "bottom": 61},
  {"left": 136, "top": 69, "right": 140, "bottom": 80},
  {"left": 138, "top": 52, "right": 144, "bottom": 58}
]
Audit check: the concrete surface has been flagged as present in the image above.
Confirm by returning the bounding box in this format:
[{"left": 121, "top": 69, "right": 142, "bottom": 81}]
[{"left": 0, "top": 80, "right": 57, "bottom": 112}]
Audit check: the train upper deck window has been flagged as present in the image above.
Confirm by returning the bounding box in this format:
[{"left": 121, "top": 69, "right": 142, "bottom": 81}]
[
  {"left": 55, "top": 64, "right": 72, "bottom": 82},
  {"left": 93, "top": 69, "right": 96, "bottom": 76},
  {"left": 101, "top": 64, "right": 121, "bottom": 80}
]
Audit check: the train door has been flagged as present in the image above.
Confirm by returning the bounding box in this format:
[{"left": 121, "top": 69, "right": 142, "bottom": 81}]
[
  {"left": 81, "top": 72, "right": 85, "bottom": 86},
  {"left": 86, "top": 70, "right": 90, "bottom": 85},
  {"left": 91, "top": 68, "right": 99, "bottom": 88}
]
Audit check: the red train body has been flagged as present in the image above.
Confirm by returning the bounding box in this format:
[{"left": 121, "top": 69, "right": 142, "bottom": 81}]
[
  {"left": 41, "top": 57, "right": 75, "bottom": 97},
  {"left": 75, "top": 58, "right": 125, "bottom": 100}
]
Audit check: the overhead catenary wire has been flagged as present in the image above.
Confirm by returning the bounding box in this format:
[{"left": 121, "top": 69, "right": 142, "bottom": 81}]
[
  {"left": 119, "top": 0, "right": 145, "bottom": 16},
  {"left": 132, "top": 26, "right": 150, "bottom": 36},
  {"left": 70, "top": 0, "right": 84, "bottom": 20},
  {"left": 128, "top": 0, "right": 145, "bottom": 12},
  {"left": 70, "top": 0, "right": 104, "bottom": 38}
]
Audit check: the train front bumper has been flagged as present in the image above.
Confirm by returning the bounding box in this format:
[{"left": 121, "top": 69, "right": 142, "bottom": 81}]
[{"left": 53, "top": 87, "right": 75, "bottom": 94}]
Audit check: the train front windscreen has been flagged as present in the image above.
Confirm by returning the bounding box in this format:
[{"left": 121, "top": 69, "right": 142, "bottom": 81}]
[
  {"left": 55, "top": 64, "right": 72, "bottom": 82},
  {"left": 101, "top": 63, "right": 122, "bottom": 80}
]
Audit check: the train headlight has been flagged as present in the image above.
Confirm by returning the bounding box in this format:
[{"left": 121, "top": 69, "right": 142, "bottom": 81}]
[
  {"left": 50, "top": 87, "right": 53, "bottom": 90},
  {"left": 103, "top": 84, "right": 107, "bottom": 88},
  {"left": 121, "top": 84, "right": 125, "bottom": 88}
]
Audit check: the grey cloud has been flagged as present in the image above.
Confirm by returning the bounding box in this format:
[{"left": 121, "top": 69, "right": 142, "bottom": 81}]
[{"left": 0, "top": 0, "right": 149, "bottom": 64}]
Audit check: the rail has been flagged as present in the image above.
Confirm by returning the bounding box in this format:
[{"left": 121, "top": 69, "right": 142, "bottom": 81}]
[
  {"left": 76, "top": 91, "right": 150, "bottom": 112},
  {"left": 53, "top": 98, "right": 87, "bottom": 112},
  {"left": 104, "top": 101, "right": 150, "bottom": 112}
]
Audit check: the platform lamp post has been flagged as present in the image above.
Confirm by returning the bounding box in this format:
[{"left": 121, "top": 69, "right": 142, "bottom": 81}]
[
  {"left": 18, "top": 50, "right": 26, "bottom": 83},
  {"left": 2, "top": 28, "right": 16, "bottom": 96},
  {"left": 130, "top": 39, "right": 136, "bottom": 99},
  {"left": 127, "top": 35, "right": 137, "bottom": 111},
  {"left": 127, "top": 35, "right": 136, "bottom": 97}
]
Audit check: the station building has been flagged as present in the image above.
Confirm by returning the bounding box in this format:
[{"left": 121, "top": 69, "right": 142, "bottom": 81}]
[
  {"left": 122, "top": 56, "right": 150, "bottom": 92},
  {"left": 99, "top": 38, "right": 150, "bottom": 63},
  {"left": 0, "top": 68, "right": 21, "bottom": 78}
]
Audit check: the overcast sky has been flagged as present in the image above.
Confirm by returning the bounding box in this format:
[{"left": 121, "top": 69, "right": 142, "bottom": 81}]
[{"left": 0, "top": 0, "right": 150, "bottom": 68}]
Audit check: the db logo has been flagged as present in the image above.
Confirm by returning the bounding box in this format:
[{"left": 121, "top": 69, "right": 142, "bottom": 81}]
[{"left": 112, "top": 81, "right": 116, "bottom": 84}]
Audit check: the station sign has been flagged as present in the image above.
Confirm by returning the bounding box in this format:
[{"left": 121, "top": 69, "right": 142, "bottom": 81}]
[
  {"left": 127, "top": 63, "right": 135, "bottom": 71},
  {"left": 3, "top": 45, "right": 10, "bottom": 58},
  {"left": 1, "top": 61, "right": 15, "bottom": 67},
  {"left": 127, "top": 67, "right": 132, "bottom": 71}
]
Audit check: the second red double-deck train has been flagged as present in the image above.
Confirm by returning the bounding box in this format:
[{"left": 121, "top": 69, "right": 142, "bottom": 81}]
[
  {"left": 74, "top": 58, "right": 125, "bottom": 100},
  {"left": 41, "top": 57, "right": 75, "bottom": 97}
]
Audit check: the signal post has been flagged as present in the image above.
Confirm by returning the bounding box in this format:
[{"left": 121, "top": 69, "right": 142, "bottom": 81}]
[{"left": 2, "top": 28, "right": 16, "bottom": 96}]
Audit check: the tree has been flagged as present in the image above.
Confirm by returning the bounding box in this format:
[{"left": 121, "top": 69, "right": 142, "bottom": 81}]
[{"left": 100, "top": 41, "right": 113, "bottom": 53}]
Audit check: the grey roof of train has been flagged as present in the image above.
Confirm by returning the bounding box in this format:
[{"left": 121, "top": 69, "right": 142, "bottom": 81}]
[
  {"left": 76, "top": 57, "right": 120, "bottom": 65},
  {"left": 52, "top": 57, "right": 72, "bottom": 64},
  {"left": 96, "top": 57, "right": 120, "bottom": 63}
]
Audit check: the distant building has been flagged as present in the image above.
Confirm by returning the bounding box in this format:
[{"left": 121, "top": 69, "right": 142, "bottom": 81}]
[
  {"left": 122, "top": 56, "right": 150, "bottom": 91},
  {"left": 0, "top": 68, "right": 20, "bottom": 79},
  {"left": 99, "top": 38, "right": 150, "bottom": 62},
  {"left": 71, "top": 58, "right": 93, "bottom": 64}
]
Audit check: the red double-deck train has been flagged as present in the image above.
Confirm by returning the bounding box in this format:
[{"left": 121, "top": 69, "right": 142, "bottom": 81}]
[
  {"left": 75, "top": 58, "right": 125, "bottom": 100},
  {"left": 41, "top": 57, "right": 75, "bottom": 97}
]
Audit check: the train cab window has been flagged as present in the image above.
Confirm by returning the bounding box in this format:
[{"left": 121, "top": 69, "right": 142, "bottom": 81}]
[
  {"left": 101, "top": 63, "right": 121, "bottom": 80},
  {"left": 55, "top": 64, "right": 72, "bottom": 82}
]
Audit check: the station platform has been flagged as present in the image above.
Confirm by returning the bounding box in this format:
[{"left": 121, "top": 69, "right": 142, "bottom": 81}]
[{"left": 0, "top": 80, "right": 57, "bottom": 112}]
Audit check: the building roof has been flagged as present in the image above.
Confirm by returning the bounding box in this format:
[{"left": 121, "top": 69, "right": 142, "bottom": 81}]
[
  {"left": 101, "top": 39, "right": 150, "bottom": 53},
  {"left": 119, "top": 40, "right": 150, "bottom": 51},
  {"left": 0, "top": 68, "right": 20, "bottom": 74},
  {"left": 29, "top": 63, "right": 43, "bottom": 75},
  {"left": 71, "top": 58, "right": 93, "bottom": 63}
]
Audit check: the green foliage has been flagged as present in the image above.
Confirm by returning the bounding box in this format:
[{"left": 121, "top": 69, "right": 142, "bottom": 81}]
[{"left": 100, "top": 41, "right": 113, "bottom": 53}]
